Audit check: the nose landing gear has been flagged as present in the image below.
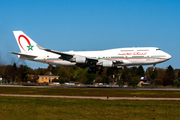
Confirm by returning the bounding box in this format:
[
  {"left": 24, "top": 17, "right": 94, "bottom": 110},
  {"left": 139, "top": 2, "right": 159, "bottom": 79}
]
[{"left": 153, "top": 64, "right": 156, "bottom": 71}]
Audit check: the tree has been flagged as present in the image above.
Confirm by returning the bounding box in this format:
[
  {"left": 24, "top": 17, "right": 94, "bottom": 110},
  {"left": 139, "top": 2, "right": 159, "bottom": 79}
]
[
  {"left": 83, "top": 69, "right": 97, "bottom": 84},
  {"left": 154, "top": 78, "right": 163, "bottom": 85},
  {"left": 146, "top": 67, "right": 157, "bottom": 80},
  {"left": 79, "top": 77, "right": 88, "bottom": 84},
  {"left": 103, "top": 76, "right": 110, "bottom": 84},
  {"left": 156, "top": 68, "right": 166, "bottom": 79},
  {"left": 136, "top": 66, "right": 144, "bottom": 76},
  {"left": 178, "top": 71, "right": 180, "bottom": 81},
  {"left": 95, "top": 76, "right": 103, "bottom": 83},
  {"left": 166, "top": 65, "right": 175, "bottom": 80},
  {"left": 34, "top": 68, "right": 46, "bottom": 75},
  {"left": 106, "top": 68, "right": 116, "bottom": 77},
  {"left": 162, "top": 76, "right": 172, "bottom": 86},
  {"left": 130, "top": 67, "right": 138, "bottom": 76},
  {"left": 57, "top": 67, "right": 69, "bottom": 82},
  {"left": 120, "top": 67, "right": 131, "bottom": 85},
  {"left": 47, "top": 64, "right": 54, "bottom": 71},
  {"left": 59, "top": 78, "right": 65, "bottom": 84},
  {"left": 129, "top": 76, "right": 140, "bottom": 87},
  {"left": 173, "top": 79, "right": 180, "bottom": 87},
  {"left": 73, "top": 68, "right": 84, "bottom": 81},
  {"left": 17, "top": 65, "right": 33, "bottom": 82},
  {"left": 178, "top": 71, "right": 180, "bottom": 78},
  {"left": 12, "top": 63, "right": 17, "bottom": 82}
]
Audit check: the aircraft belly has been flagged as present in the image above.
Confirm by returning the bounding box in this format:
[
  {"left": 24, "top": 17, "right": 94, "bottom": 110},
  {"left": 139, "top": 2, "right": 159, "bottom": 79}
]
[
  {"left": 123, "top": 59, "right": 155, "bottom": 66},
  {"left": 130, "top": 58, "right": 161, "bottom": 65},
  {"left": 52, "top": 61, "right": 76, "bottom": 67}
]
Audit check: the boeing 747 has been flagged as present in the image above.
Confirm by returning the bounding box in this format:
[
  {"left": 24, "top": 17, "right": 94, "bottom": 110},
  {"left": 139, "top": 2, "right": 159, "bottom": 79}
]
[{"left": 10, "top": 31, "right": 171, "bottom": 74}]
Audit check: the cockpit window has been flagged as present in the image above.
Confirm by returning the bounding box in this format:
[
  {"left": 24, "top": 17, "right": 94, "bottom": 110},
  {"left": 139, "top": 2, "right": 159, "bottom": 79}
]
[{"left": 156, "top": 49, "right": 161, "bottom": 51}]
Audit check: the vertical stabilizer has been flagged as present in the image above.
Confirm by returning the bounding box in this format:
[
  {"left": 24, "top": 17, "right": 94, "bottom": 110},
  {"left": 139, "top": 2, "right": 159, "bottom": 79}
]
[{"left": 13, "top": 31, "right": 42, "bottom": 53}]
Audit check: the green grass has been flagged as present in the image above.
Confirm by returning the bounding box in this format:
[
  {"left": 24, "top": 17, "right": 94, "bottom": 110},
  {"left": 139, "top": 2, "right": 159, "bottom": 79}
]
[
  {"left": 0, "top": 97, "right": 180, "bottom": 120},
  {"left": 0, "top": 87, "right": 180, "bottom": 98},
  {"left": 1, "top": 87, "right": 180, "bottom": 119}
]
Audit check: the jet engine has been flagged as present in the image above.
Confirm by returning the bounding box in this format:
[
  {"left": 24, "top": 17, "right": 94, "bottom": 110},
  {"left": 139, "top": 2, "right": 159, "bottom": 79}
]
[
  {"left": 102, "top": 61, "right": 114, "bottom": 67},
  {"left": 76, "top": 56, "right": 87, "bottom": 64}
]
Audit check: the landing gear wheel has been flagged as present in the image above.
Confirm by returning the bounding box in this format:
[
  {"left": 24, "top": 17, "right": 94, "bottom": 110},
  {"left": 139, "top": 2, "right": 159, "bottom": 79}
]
[{"left": 153, "top": 64, "right": 156, "bottom": 71}]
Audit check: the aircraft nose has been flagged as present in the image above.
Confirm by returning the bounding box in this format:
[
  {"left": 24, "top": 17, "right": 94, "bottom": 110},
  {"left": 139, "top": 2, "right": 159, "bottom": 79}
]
[{"left": 166, "top": 53, "right": 171, "bottom": 60}]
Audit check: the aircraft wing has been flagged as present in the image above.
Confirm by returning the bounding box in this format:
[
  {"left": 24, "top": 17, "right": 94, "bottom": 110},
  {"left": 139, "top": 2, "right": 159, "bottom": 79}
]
[
  {"left": 9, "top": 52, "right": 38, "bottom": 58},
  {"left": 44, "top": 49, "right": 128, "bottom": 68},
  {"left": 44, "top": 49, "right": 98, "bottom": 62},
  {"left": 45, "top": 49, "right": 73, "bottom": 60}
]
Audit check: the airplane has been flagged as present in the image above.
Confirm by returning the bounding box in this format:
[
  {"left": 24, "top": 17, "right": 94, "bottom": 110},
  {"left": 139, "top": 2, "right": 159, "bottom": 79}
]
[{"left": 10, "top": 31, "right": 171, "bottom": 74}]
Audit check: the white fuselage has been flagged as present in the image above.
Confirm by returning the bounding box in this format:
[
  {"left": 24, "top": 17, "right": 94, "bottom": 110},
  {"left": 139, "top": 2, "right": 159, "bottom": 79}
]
[{"left": 24, "top": 47, "right": 171, "bottom": 67}]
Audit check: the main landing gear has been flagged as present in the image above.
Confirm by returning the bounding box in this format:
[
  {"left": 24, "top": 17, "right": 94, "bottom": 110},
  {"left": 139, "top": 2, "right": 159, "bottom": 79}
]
[{"left": 87, "top": 67, "right": 97, "bottom": 74}]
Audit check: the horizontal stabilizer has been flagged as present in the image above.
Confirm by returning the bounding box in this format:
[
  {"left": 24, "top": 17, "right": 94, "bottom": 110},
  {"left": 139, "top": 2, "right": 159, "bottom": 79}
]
[{"left": 9, "top": 52, "right": 37, "bottom": 58}]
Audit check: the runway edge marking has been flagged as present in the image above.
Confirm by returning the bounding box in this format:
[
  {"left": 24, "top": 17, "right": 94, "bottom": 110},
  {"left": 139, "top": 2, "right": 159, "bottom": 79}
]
[{"left": 1, "top": 94, "right": 180, "bottom": 101}]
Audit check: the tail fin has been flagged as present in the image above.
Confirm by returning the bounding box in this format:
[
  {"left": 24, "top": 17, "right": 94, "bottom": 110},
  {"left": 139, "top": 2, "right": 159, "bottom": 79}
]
[{"left": 13, "top": 31, "right": 44, "bottom": 53}]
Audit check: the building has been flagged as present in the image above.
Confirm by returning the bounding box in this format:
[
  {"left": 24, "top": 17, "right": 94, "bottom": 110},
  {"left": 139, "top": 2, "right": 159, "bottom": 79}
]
[
  {"left": 29, "top": 72, "right": 59, "bottom": 84},
  {"left": 37, "top": 75, "right": 59, "bottom": 83}
]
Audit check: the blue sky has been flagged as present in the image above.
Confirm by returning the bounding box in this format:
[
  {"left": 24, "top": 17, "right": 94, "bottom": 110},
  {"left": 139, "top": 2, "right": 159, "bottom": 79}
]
[{"left": 0, "top": 0, "right": 180, "bottom": 70}]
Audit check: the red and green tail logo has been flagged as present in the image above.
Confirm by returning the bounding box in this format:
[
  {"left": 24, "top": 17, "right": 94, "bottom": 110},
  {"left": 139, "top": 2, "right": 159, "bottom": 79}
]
[{"left": 18, "top": 35, "right": 34, "bottom": 51}]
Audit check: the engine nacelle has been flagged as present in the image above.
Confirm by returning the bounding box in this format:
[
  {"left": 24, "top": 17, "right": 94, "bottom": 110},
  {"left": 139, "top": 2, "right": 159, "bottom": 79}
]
[
  {"left": 76, "top": 56, "right": 87, "bottom": 64},
  {"left": 102, "top": 61, "right": 114, "bottom": 67}
]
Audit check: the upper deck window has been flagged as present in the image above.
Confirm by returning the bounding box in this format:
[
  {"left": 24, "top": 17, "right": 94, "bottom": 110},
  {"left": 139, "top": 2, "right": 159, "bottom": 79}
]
[
  {"left": 121, "top": 50, "right": 133, "bottom": 52},
  {"left": 156, "top": 49, "right": 161, "bottom": 51},
  {"left": 137, "top": 50, "right": 149, "bottom": 51},
  {"left": 151, "top": 55, "right": 166, "bottom": 57}
]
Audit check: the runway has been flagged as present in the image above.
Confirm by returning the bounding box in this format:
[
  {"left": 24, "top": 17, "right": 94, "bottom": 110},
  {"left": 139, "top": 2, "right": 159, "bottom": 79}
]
[
  {"left": 1, "top": 94, "right": 180, "bottom": 100},
  {"left": 1, "top": 84, "right": 180, "bottom": 91}
]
